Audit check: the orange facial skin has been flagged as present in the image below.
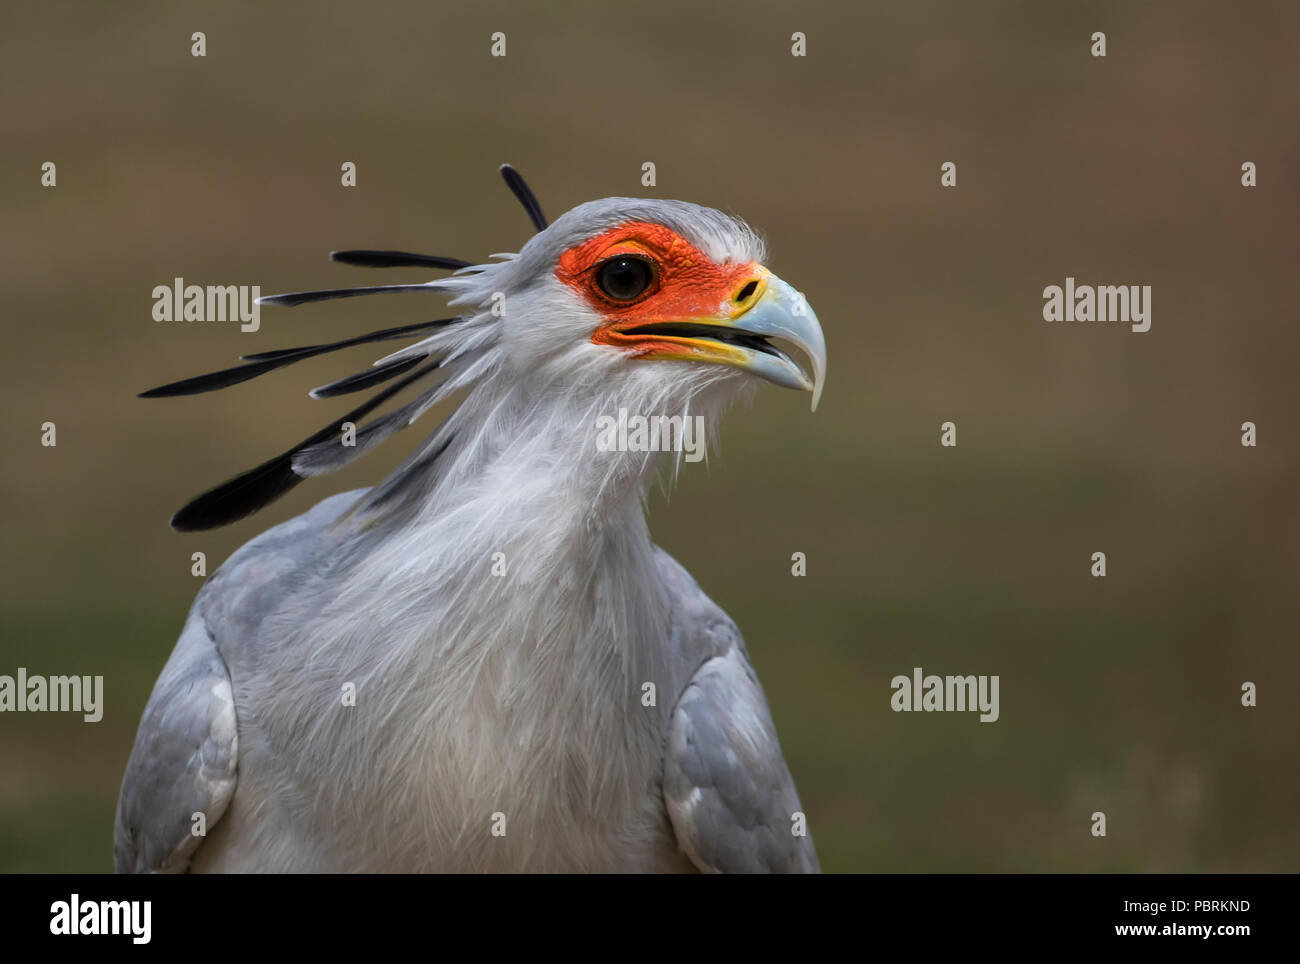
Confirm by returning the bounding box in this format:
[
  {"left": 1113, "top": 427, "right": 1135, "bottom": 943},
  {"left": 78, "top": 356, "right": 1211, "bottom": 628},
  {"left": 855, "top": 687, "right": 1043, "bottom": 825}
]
[{"left": 556, "top": 222, "right": 766, "bottom": 358}]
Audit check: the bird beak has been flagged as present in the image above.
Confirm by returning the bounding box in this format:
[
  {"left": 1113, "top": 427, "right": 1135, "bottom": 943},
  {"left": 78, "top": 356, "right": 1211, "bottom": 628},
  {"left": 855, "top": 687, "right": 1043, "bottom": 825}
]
[
  {"left": 611, "top": 270, "right": 827, "bottom": 411},
  {"left": 724, "top": 273, "right": 827, "bottom": 412}
]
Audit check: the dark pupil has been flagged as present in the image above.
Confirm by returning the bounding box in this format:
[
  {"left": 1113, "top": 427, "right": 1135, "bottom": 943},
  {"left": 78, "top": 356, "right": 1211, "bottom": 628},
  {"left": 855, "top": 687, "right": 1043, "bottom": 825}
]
[{"left": 598, "top": 258, "right": 651, "bottom": 300}]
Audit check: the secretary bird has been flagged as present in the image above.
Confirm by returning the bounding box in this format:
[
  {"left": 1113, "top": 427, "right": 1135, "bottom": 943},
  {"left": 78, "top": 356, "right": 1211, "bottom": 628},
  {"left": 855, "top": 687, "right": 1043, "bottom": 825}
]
[{"left": 116, "top": 166, "right": 827, "bottom": 873}]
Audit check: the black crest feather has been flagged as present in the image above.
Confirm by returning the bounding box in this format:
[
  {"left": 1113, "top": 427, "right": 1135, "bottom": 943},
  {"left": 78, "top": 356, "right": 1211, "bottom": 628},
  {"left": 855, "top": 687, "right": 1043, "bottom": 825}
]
[
  {"left": 139, "top": 319, "right": 456, "bottom": 397},
  {"left": 170, "top": 358, "right": 442, "bottom": 531},
  {"left": 330, "top": 250, "right": 472, "bottom": 270},
  {"left": 149, "top": 164, "right": 548, "bottom": 529},
  {"left": 500, "top": 164, "right": 548, "bottom": 232}
]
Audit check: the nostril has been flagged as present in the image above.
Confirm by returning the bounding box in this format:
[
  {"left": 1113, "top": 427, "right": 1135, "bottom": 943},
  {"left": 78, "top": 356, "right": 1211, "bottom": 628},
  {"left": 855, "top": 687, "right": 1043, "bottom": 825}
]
[{"left": 735, "top": 280, "right": 758, "bottom": 303}]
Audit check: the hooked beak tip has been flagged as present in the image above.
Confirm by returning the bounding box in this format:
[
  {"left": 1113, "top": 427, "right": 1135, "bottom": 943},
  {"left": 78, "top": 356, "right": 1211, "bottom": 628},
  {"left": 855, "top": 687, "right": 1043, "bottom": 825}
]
[{"left": 728, "top": 274, "right": 827, "bottom": 410}]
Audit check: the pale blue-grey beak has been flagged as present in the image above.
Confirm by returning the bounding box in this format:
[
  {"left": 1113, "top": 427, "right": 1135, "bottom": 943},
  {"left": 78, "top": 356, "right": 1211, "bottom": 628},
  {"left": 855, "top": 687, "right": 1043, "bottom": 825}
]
[{"left": 728, "top": 274, "right": 827, "bottom": 411}]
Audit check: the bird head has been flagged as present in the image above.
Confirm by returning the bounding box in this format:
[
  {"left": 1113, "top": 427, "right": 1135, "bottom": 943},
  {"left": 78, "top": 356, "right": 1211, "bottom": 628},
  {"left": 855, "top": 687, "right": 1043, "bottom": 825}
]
[
  {"left": 493, "top": 198, "right": 825, "bottom": 414},
  {"left": 142, "top": 167, "right": 827, "bottom": 530}
]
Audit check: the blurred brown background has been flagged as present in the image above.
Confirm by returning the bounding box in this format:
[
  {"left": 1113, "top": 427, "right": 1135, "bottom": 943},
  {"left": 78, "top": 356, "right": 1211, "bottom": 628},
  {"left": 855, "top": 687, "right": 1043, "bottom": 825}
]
[{"left": 1, "top": 0, "right": 1297, "bottom": 872}]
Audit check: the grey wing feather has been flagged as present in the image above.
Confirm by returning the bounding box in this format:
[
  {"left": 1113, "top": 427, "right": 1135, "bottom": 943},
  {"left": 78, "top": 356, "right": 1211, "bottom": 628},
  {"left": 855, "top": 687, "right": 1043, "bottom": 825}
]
[
  {"left": 114, "top": 609, "right": 238, "bottom": 873},
  {"left": 114, "top": 489, "right": 367, "bottom": 873},
  {"left": 663, "top": 635, "right": 820, "bottom": 873}
]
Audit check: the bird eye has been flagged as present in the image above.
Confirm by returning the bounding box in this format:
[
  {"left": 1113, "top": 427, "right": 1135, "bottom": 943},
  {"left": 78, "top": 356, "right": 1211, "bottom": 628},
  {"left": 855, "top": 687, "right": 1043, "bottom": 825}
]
[{"left": 595, "top": 256, "right": 656, "bottom": 302}]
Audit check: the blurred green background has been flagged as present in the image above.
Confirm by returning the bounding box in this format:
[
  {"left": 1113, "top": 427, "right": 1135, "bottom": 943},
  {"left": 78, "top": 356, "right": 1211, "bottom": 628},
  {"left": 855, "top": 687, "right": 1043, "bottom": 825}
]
[{"left": 2, "top": 0, "right": 1297, "bottom": 872}]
